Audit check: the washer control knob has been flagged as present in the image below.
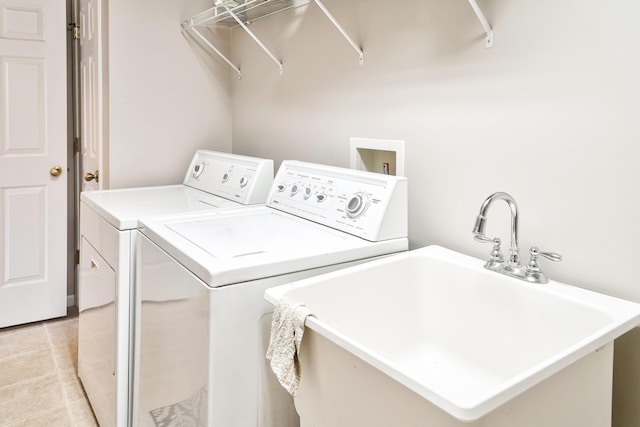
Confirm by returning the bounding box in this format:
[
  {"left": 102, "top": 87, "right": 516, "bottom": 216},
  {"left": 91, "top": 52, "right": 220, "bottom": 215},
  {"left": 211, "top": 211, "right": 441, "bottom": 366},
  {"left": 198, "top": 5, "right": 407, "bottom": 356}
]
[
  {"left": 346, "top": 193, "right": 368, "bottom": 218},
  {"left": 193, "top": 163, "right": 205, "bottom": 178},
  {"left": 304, "top": 187, "right": 313, "bottom": 199},
  {"left": 290, "top": 184, "right": 299, "bottom": 195},
  {"left": 222, "top": 172, "right": 230, "bottom": 183},
  {"left": 239, "top": 176, "right": 249, "bottom": 188},
  {"left": 277, "top": 183, "right": 287, "bottom": 192},
  {"left": 316, "top": 193, "right": 327, "bottom": 203}
]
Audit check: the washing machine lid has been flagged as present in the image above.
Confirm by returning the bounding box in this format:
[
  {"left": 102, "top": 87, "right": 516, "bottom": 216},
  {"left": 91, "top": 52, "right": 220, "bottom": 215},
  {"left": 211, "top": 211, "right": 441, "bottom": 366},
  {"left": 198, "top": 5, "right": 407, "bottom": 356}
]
[
  {"left": 81, "top": 185, "right": 241, "bottom": 230},
  {"left": 139, "top": 206, "right": 408, "bottom": 287}
]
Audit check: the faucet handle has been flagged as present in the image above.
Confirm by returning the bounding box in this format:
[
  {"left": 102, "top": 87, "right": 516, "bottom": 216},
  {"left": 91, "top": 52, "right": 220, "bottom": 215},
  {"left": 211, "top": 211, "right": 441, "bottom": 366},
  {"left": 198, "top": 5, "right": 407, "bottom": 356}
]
[
  {"left": 473, "top": 233, "right": 493, "bottom": 244},
  {"left": 529, "top": 247, "right": 562, "bottom": 263},
  {"left": 474, "top": 234, "right": 504, "bottom": 269},
  {"left": 525, "top": 246, "right": 562, "bottom": 283}
]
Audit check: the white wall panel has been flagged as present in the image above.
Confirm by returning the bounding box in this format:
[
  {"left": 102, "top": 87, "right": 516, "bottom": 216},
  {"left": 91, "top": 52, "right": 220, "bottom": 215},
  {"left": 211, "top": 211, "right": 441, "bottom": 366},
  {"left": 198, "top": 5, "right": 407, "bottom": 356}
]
[{"left": 104, "top": 0, "right": 233, "bottom": 189}]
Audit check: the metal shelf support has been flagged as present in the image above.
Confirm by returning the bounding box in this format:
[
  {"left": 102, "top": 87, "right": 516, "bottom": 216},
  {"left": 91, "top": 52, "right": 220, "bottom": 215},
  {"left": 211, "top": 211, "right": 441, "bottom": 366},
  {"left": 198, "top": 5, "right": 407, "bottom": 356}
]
[
  {"left": 189, "top": 27, "right": 242, "bottom": 79},
  {"left": 312, "top": 0, "right": 364, "bottom": 65},
  {"left": 223, "top": 5, "right": 283, "bottom": 75},
  {"left": 467, "top": 0, "right": 494, "bottom": 48},
  {"left": 181, "top": 0, "right": 363, "bottom": 76}
]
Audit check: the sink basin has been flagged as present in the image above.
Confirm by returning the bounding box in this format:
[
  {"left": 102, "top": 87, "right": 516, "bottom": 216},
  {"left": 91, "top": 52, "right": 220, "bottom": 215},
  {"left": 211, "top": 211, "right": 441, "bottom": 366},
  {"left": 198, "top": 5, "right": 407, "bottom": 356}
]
[{"left": 265, "top": 245, "right": 640, "bottom": 424}]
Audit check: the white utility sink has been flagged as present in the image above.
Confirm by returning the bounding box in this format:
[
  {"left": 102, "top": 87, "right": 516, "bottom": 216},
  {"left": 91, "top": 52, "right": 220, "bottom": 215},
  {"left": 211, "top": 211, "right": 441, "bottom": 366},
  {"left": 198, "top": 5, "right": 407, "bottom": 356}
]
[{"left": 265, "top": 245, "right": 640, "bottom": 426}]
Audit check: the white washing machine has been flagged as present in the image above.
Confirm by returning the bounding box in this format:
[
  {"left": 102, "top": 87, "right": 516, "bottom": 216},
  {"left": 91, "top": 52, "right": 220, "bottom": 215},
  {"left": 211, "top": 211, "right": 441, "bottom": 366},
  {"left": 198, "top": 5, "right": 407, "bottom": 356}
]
[
  {"left": 77, "top": 150, "right": 274, "bottom": 427},
  {"left": 135, "top": 161, "right": 408, "bottom": 427}
]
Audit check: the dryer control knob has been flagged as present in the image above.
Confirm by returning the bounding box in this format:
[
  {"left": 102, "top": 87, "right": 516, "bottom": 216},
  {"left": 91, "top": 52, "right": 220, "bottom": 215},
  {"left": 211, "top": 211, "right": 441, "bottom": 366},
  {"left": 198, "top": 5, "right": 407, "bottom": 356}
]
[
  {"left": 193, "top": 163, "right": 205, "bottom": 178},
  {"left": 222, "top": 172, "right": 230, "bottom": 183},
  {"left": 316, "top": 193, "right": 327, "bottom": 203},
  {"left": 290, "top": 184, "right": 299, "bottom": 195},
  {"left": 277, "top": 183, "right": 287, "bottom": 192},
  {"left": 346, "top": 193, "right": 368, "bottom": 218},
  {"left": 240, "top": 176, "right": 249, "bottom": 188}
]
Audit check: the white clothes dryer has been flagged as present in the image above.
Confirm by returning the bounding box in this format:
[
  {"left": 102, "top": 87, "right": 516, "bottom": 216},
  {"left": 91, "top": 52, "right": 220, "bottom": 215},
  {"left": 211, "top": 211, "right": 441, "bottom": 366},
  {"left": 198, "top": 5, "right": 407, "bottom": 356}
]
[
  {"left": 77, "top": 150, "right": 273, "bottom": 427},
  {"left": 135, "top": 161, "right": 408, "bottom": 427}
]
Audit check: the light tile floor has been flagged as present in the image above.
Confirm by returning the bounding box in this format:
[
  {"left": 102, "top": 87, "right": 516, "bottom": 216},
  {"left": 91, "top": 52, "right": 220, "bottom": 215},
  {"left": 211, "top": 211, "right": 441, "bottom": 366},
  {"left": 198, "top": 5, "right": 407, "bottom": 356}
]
[{"left": 0, "top": 309, "right": 98, "bottom": 427}]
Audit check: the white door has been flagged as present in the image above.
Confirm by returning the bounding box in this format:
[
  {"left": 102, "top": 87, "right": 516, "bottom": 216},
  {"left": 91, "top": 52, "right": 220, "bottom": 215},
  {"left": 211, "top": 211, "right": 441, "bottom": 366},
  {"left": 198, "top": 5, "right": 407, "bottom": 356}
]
[
  {"left": 79, "top": 0, "right": 102, "bottom": 191},
  {"left": 0, "top": 0, "right": 68, "bottom": 327}
]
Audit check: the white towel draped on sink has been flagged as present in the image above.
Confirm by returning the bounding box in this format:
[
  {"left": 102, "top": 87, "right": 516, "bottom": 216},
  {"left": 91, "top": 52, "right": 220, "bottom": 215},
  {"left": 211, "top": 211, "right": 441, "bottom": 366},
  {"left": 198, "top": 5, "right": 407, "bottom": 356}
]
[{"left": 266, "top": 296, "right": 316, "bottom": 396}]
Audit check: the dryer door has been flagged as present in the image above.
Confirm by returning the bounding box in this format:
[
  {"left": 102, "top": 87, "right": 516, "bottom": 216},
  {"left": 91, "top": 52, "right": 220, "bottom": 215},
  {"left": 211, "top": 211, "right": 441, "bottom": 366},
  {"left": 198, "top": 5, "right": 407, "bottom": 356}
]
[{"left": 135, "top": 233, "right": 210, "bottom": 427}]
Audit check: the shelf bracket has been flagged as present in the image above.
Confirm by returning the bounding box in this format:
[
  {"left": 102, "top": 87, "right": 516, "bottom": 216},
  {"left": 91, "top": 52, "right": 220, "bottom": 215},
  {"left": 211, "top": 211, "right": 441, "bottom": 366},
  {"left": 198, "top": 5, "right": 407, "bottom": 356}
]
[
  {"left": 224, "top": 5, "right": 283, "bottom": 75},
  {"left": 467, "top": 0, "right": 493, "bottom": 48},
  {"left": 189, "top": 27, "right": 242, "bottom": 79},
  {"left": 312, "top": 0, "right": 364, "bottom": 65}
]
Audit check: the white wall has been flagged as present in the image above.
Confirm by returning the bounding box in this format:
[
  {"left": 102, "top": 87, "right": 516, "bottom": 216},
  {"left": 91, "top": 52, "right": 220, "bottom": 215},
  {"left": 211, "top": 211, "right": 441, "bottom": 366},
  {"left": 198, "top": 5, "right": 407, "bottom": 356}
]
[
  {"left": 105, "top": 0, "right": 232, "bottom": 188},
  {"left": 229, "top": 0, "right": 640, "bottom": 424}
]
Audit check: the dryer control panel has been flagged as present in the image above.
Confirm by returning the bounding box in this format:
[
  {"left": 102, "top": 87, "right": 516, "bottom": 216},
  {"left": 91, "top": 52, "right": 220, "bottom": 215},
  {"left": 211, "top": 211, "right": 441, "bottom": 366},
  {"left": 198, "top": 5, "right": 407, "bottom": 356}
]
[
  {"left": 183, "top": 150, "right": 274, "bottom": 205},
  {"left": 267, "top": 161, "right": 408, "bottom": 242}
]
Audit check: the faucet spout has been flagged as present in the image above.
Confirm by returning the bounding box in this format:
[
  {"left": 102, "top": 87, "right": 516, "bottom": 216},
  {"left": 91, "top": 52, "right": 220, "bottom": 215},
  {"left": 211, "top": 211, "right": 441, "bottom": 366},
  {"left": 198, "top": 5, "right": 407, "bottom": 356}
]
[{"left": 473, "top": 192, "right": 520, "bottom": 267}]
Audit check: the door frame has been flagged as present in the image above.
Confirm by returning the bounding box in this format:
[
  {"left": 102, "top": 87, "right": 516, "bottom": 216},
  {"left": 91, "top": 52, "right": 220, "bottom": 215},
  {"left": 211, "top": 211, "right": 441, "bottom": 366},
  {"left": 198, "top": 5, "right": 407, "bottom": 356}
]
[{"left": 68, "top": 0, "right": 81, "bottom": 308}]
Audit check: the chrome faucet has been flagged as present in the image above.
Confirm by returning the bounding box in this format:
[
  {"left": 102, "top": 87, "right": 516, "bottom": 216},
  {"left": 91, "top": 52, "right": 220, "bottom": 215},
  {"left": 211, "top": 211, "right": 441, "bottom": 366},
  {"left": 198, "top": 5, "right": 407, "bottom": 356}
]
[
  {"left": 472, "top": 192, "right": 521, "bottom": 268},
  {"left": 472, "top": 192, "right": 562, "bottom": 284}
]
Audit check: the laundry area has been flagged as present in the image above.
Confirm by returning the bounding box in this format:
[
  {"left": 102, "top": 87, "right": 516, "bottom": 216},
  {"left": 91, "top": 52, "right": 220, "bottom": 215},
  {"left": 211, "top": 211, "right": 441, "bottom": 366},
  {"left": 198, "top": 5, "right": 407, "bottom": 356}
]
[{"left": 1, "top": 0, "right": 640, "bottom": 426}]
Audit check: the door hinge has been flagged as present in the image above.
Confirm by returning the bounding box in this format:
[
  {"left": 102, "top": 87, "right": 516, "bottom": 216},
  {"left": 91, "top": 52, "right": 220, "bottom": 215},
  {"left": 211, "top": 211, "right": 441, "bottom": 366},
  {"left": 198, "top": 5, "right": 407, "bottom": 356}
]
[
  {"left": 68, "top": 23, "right": 80, "bottom": 40},
  {"left": 75, "top": 250, "right": 80, "bottom": 265},
  {"left": 73, "top": 137, "right": 81, "bottom": 154}
]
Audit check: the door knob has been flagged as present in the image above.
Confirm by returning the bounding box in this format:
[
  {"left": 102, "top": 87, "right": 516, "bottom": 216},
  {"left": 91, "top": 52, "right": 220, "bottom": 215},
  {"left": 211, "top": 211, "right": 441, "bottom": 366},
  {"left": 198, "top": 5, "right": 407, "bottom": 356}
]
[
  {"left": 84, "top": 170, "right": 99, "bottom": 183},
  {"left": 50, "top": 166, "right": 63, "bottom": 177}
]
